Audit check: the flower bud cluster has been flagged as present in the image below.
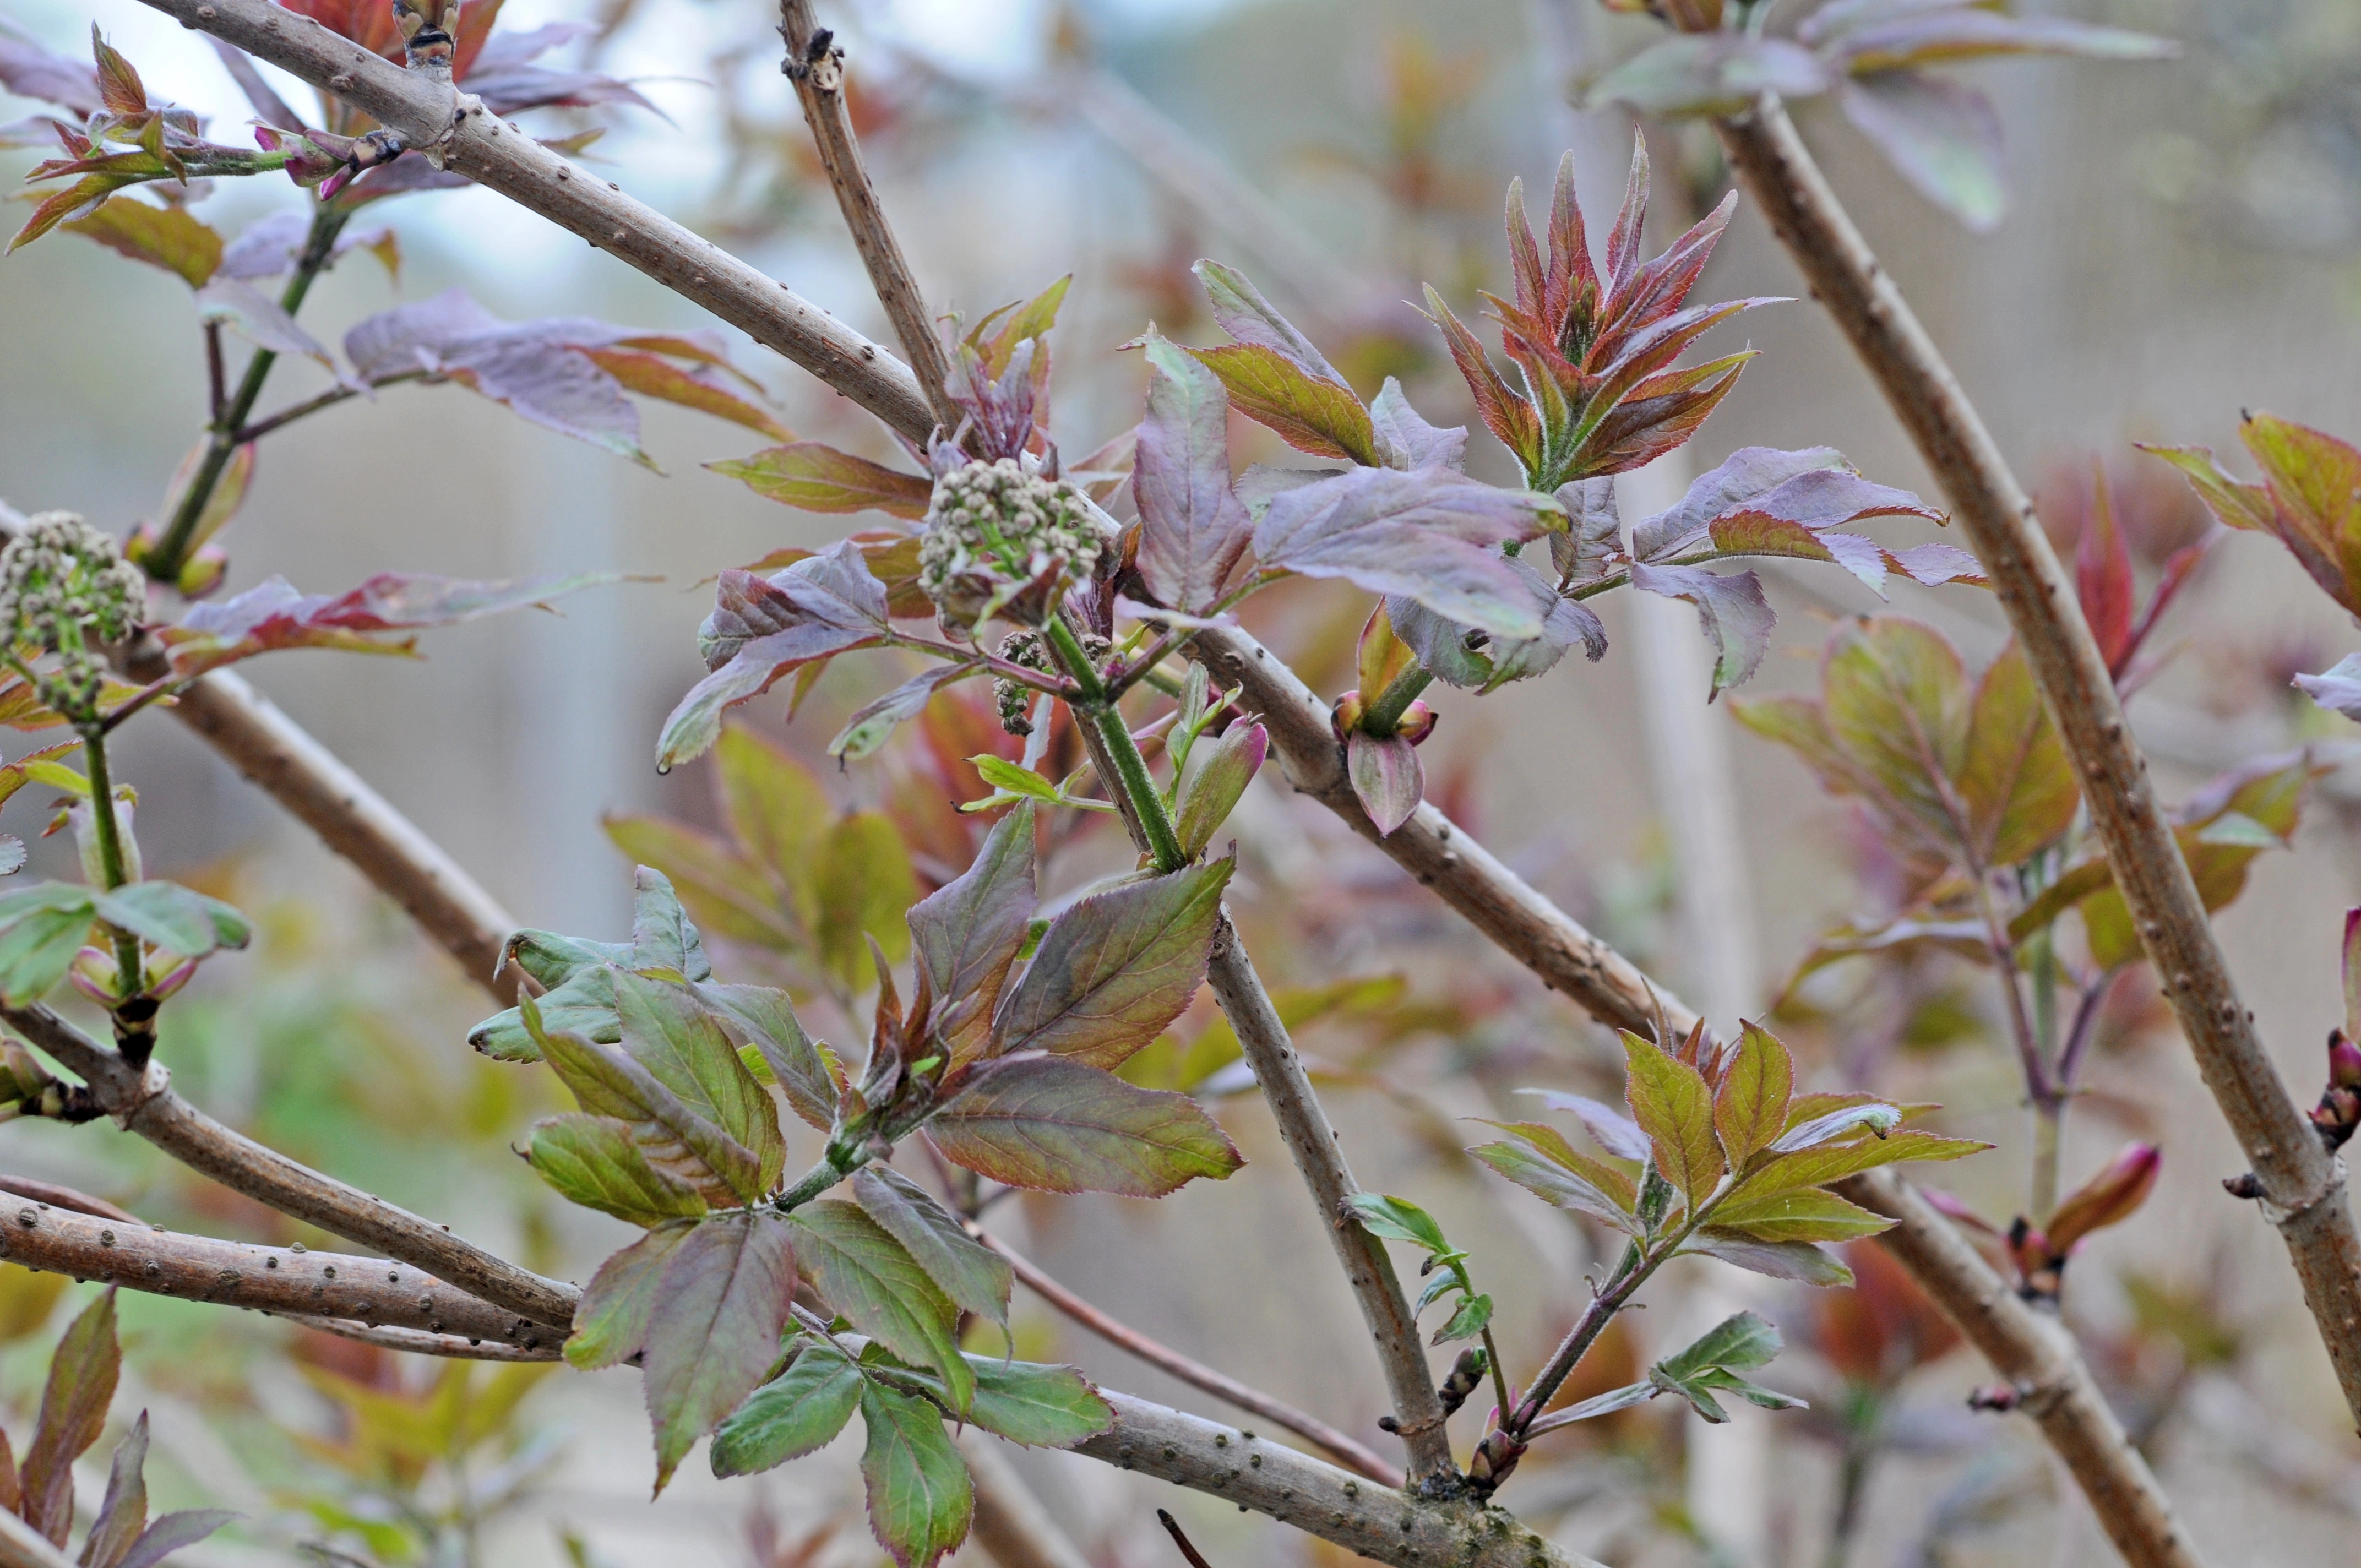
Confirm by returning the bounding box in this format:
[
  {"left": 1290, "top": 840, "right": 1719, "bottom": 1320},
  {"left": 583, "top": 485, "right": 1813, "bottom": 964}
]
[
  {"left": 917, "top": 458, "right": 1105, "bottom": 633},
  {"left": 0, "top": 514, "right": 144, "bottom": 723},
  {"left": 991, "top": 627, "right": 1109, "bottom": 737}
]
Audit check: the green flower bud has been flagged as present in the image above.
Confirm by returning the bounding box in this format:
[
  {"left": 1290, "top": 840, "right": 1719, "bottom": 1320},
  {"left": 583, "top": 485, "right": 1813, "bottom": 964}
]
[
  {"left": 0, "top": 514, "right": 145, "bottom": 724},
  {"left": 917, "top": 459, "right": 1107, "bottom": 633}
]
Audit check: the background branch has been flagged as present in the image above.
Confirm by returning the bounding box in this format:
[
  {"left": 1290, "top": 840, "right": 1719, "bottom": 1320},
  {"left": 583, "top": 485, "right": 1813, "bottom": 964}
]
[{"left": 1713, "top": 95, "right": 2361, "bottom": 1420}]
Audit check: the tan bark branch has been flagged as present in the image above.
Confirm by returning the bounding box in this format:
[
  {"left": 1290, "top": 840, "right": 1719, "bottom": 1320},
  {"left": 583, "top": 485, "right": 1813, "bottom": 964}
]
[
  {"left": 165, "top": 669, "right": 526, "bottom": 1001},
  {"left": 285, "top": 1315, "right": 565, "bottom": 1362},
  {"left": 1712, "top": 96, "right": 2361, "bottom": 1422},
  {"left": 1838, "top": 1170, "right": 2204, "bottom": 1568},
  {"left": 139, "top": 0, "right": 935, "bottom": 440},
  {"left": 0, "top": 1193, "right": 550, "bottom": 1348},
  {"left": 1074, "top": 1391, "right": 1604, "bottom": 1568},
  {"left": 776, "top": 1, "right": 960, "bottom": 436},
  {"left": 1190, "top": 625, "right": 1698, "bottom": 1038},
  {"left": 2, "top": 1002, "right": 580, "bottom": 1331},
  {"left": 976, "top": 1227, "right": 1403, "bottom": 1486}
]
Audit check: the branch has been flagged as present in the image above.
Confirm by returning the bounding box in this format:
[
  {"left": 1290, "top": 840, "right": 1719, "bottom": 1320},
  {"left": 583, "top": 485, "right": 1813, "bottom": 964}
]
[
  {"left": 776, "top": 2, "right": 960, "bottom": 435},
  {"left": 2, "top": 1002, "right": 579, "bottom": 1331},
  {"left": 1838, "top": 1171, "right": 2204, "bottom": 1568},
  {"left": 0, "top": 1174, "right": 139, "bottom": 1224},
  {"left": 0, "top": 1194, "right": 550, "bottom": 1348},
  {"left": 1713, "top": 95, "right": 2361, "bottom": 1421},
  {"left": 956, "top": 1433, "right": 1094, "bottom": 1568},
  {"left": 138, "top": 0, "right": 935, "bottom": 442},
  {"left": 284, "top": 1316, "right": 563, "bottom": 1362},
  {"left": 976, "top": 1227, "right": 1402, "bottom": 1486},
  {"left": 1189, "top": 625, "right": 1696, "bottom": 1038}
]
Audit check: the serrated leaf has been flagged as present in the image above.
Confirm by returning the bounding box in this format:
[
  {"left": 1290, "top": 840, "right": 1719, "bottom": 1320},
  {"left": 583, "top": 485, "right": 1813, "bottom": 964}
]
[
  {"left": 1186, "top": 341, "right": 1376, "bottom": 466},
  {"left": 1822, "top": 614, "right": 1972, "bottom": 846},
  {"left": 697, "top": 983, "right": 836, "bottom": 1131},
  {"left": 528, "top": 1112, "right": 709, "bottom": 1227},
  {"left": 1712, "top": 1022, "right": 1792, "bottom": 1168},
  {"left": 710, "top": 1336, "right": 863, "bottom": 1477},
  {"left": 854, "top": 1167, "right": 1011, "bottom": 1331},
  {"left": 930, "top": 1054, "right": 1243, "bottom": 1196},
  {"left": 1772, "top": 1102, "right": 1903, "bottom": 1153},
  {"left": 1628, "top": 563, "right": 1774, "bottom": 697},
  {"left": 641, "top": 1210, "right": 800, "bottom": 1493},
  {"left": 873, "top": 1351, "right": 1115, "bottom": 1449},
  {"left": 992, "top": 859, "right": 1232, "bottom": 1069},
  {"left": 1522, "top": 1088, "right": 1652, "bottom": 1162},
  {"left": 710, "top": 442, "right": 933, "bottom": 519},
  {"left": 1193, "top": 260, "right": 1347, "bottom": 383},
  {"left": 22, "top": 1288, "right": 117, "bottom": 1545},
  {"left": 566, "top": 1221, "right": 693, "bottom": 1370},
  {"left": 1135, "top": 330, "right": 1253, "bottom": 611},
  {"left": 1342, "top": 1192, "right": 1452, "bottom": 1255},
  {"left": 1658, "top": 1310, "right": 1783, "bottom": 1380},
  {"left": 1433, "top": 1292, "right": 1493, "bottom": 1345},
  {"left": 909, "top": 803, "right": 1037, "bottom": 1066},
  {"left": 526, "top": 995, "right": 764, "bottom": 1207},
  {"left": 1956, "top": 643, "right": 2077, "bottom": 867},
  {"left": 858, "top": 1380, "right": 972, "bottom": 1568},
  {"left": 789, "top": 1201, "right": 972, "bottom": 1414},
  {"left": 1622, "top": 1031, "right": 1722, "bottom": 1212},
  {"left": 1726, "top": 1128, "right": 1987, "bottom": 1206},
  {"left": 1470, "top": 1118, "right": 1639, "bottom": 1217}
]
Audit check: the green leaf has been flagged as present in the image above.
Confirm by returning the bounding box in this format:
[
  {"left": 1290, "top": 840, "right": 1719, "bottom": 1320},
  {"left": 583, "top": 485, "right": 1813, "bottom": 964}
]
[
  {"left": 92, "top": 881, "right": 250, "bottom": 959},
  {"left": 0, "top": 884, "right": 97, "bottom": 1004},
  {"left": 992, "top": 858, "right": 1233, "bottom": 1069},
  {"left": 858, "top": 1380, "right": 973, "bottom": 1568},
  {"left": 710, "top": 1336, "right": 864, "bottom": 1477},
  {"left": 527, "top": 1113, "right": 710, "bottom": 1227},
  {"left": 1467, "top": 1125, "right": 1640, "bottom": 1235},
  {"left": 21, "top": 1287, "right": 118, "bottom": 1545},
  {"left": 969, "top": 756, "right": 1063, "bottom": 803},
  {"left": 716, "top": 726, "right": 833, "bottom": 931},
  {"left": 709, "top": 443, "right": 934, "bottom": 518},
  {"left": 929, "top": 1055, "right": 1243, "bottom": 1196},
  {"left": 1433, "top": 1292, "right": 1493, "bottom": 1345},
  {"left": 1682, "top": 1230, "right": 1854, "bottom": 1287},
  {"left": 872, "top": 1351, "right": 1115, "bottom": 1449},
  {"left": 1185, "top": 342, "right": 1378, "bottom": 465},
  {"left": 526, "top": 995, "right": 764, "bottom": 1207},
  {"left": 1712, "top": 1022, "right": 1794, "bottom": 1169},
  {"left": 1706, "top": 1186, "right": 1894, "bottom": 1244},
  {"left": 1622, "top": 1031, "right": 1723, "bottom": 1212},
  {"left": 788, "top": 1201, "right": 972, "bottom": 1414},
  {"left": 1341, "top": 1192, "right": 1453, "bottom": 1256},
  {"left": 853, "top": 1167, "right": 1011, "bottom": 1332},
  {"left": 695, "top": 982, "right": 837, "bottom": 1131},
  {"left": 62, "top": 196, "right": 220, "bottom": 287},
  {"left": 1176, "top": 723, "right": 1267, "bottom": 859},
  {"left": 909, "top": 803, "right": 1037, "bottom": 1068},
  {"left": 1821, "top": 616, "right": 1971, "bottom": 851},
  {"left": 2140, "top": 442, "right": 2275, "bottom": 534},
  {"left": 1658, "top": 1310, "right": 1783, "bottom": 1380},
  {"left": 603, "top": 816, "right": 791, "bottom": 953},
  {"left": 1725, "top": 1128, "right": 1987, "bottom": 1206},
  {"left": 816, "top": 812, "right": 918, "bottom": 993},
  {"left": 566, "top": 1221, "right": 694, "bottom": 1370},
  {"left": 1956, "top": 643, "right": 2077, "bottom": 867},
  {"left": 612, "top": 969, "right": 785, "bottom": 1192},
  {"left": 640, "top": 1210, "right": 801, "bottom": 1493}
]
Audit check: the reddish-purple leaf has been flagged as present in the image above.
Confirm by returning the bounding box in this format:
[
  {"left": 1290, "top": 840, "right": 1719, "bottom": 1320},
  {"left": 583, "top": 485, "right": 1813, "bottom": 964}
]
[
  {"left": 161, "top": 570, "right": 617, "bottom": 678},
  {"left": 1423, "top": 287, "right": 1542, "bottom": 477},
  {"left": 1254, "top": 466, "right": 1564, "bottom": 638},
  {"left": 2075, "top": 472, "right": 2136, "bottom": 672},
  {"left": 1524, "top": 1088, "right": 1652, "bottom": 1162},
  {"left": 114, "top": 1510, "right": 237, "bottom": 1568},
  {"left": 21, "top": 1288, "right": 118, "bottom": 1545},
  {"left": 80, "top": 1409, "right": 149, "bottom": 1568},
  {"left": 709, "top": 443, "right": 933, "bottom": 519},
  {"left": 641, "top": 1210, "right": 799, "bottom": 1493},
  {"left": 930, "top": 1054, "right": 1244, "bottom": 1196},
  {"left": 1368, "top": 378, "right": 1468, "bottom": 472},
  {"left": 1634, "top": 447, "right": 1846, "bottom": 561},
  {"left": 2043, "top": 1142, "right": 2160, "bottom": 1254},
  {"left": 992, "top": 858, "right": 1232, "bottom": 1069},
  {"left": 1628, "top": 562, "right": 1774, "bottom": 698},
  {"left": 909, "top": 801, "right": 1037, "bottom": 1067},
  {"left": 2295, "top": 654, "right": 2361, "bottom": 723},
  {"left": 853, "top": 1166, "right": 1013, "bottom": 1330},
  {"left": 1134, "top": 331, "right": 1252, "bottom": 612},
  {"left": 566, "top": 1220, "right": 693, "bottom": 1370},
  {"left": 90, "top": 27, "right": 146, "bottom": 116},
  {"left": 462, "top": 19, "right": 663, "bottom": 115},
  {"left": 1346, "top": 729, "right": 1423, "bottom": 837},
  {"left": 0, "top": 30, "right": 102, "bottom": 116},
  {"left": 1191, "top": 259, "right": 1346, "bottom": 384},
  {"left": 196, "top": 278, "right": 340, "bottom": 371}
]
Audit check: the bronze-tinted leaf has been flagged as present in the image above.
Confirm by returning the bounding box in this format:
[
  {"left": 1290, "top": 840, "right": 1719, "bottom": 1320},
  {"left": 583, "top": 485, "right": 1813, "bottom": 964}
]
[
  {"left": 1713, "top": 1022, "right": 1794, "bottom": 1168},
  {"left": 566, "top": 1220, "right": 693, "bottom": 1370},
  {"left": 1134, "top": 331, "right": 1253, "bottom": 612},
  {"left": 20, "top": 1287, "right": 118, "bottom": 1544},
  {"left": 62, "top": 195, "right": 220, "bottom": 287},
  {"left": 1621, "top": 1031, "right": 1722, "bottom": 1211},
  {"left": 641, "top": 1210, "right": 799, "bottom": 1492},
  {"left": 931, "top": 1054, "right": 1243, "bottom": 1196},
  {"left": 908, "top": 802, "right": 1036, "bottom": 1065},
  {"left": 612, "top": 969, "right": 784, "bottom": 1191},
  {"left": 992, "top": 859, "right": 1231, "bottom": 1069},
  {"left": 709, "top": 443, "right": 933, "bottom": 519},
  {"left": 527, "top": 1112, "right": 710, "bottom": 1226},
  {"left": 853, "top": 1167, "right": 1012, "bottom": 1331},
  {"left": 1956, "top": 642, "right": 2077, "bottom": 867},
  {"left": 161, "top": 570, "right": 619, "bottom": 679},
  {"left": 1187, "top": 342, "right": 1377, "bottom": 465}
]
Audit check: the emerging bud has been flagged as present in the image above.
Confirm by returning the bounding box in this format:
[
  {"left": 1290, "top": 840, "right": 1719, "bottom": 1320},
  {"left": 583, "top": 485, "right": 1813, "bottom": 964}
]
[
  {"left": 1436, "top": 1346, "right": 1490, "bottom": 1417},
  {"left": 918, "top": 458, "right": 1106, "bottom": 634},
  {"left": 1465, "top": 1427, "right": 1527, "bottom": 1493},
  {"left": 0, "top": 513, "right": 146, "bottom": 724},
  {"left": 2311, "top": 1029, "right": 2361, "bottom": 1151},
  {"left": 2045, "top": 1142, "right": 2162, "bottom": 1255}
]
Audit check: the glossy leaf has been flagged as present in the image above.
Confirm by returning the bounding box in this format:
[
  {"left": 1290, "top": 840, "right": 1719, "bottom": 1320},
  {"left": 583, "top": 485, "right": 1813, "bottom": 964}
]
[
  {"left": 565, "top": 1221, "right": 693, "bottom": 1370},
  {"left": 909, "top": 802, "right": 1037, "bottom": 1065},
  {"left": 0, "top": 884, "right": 100, "bottom": 1004},
  {"left": 1713, "top": 1022, "right": 1794, "bottom": 1168},
  {"left": 993, "top": 859, "right": 1232, "bottom": 1069},
  {"left": 21, "top": 1287, "right": 118, "bottom": 1545},
  {"left": 710, "top": 1337, "right": 863, "bottom": 1477},
  {"left": 853, "top": 1167, "right": 1011, "bottom": 1332},
  {"left": 162, "top": 570, "right": 617, "bottom": 679},
  {"left": 710, "top": 443, "right": 933, "bottom": 520},
  {"left": 1255, "top": 466, "right": 1566, "bottom": 639},
  {"left": 1343, "top": 1192, "right": 1453, "bottom": 1255},
  {"left": 1622, "top": 1030, "right": 1722, "bottom": 1211},
  {"left": 527, "top": 1112, "right": 710, "bottom": 1227},
  {"left": 1134, "top": 330, "right": 1253, "bottom": 611},
  {"left": 2044, "top": 1142, "right": 2160, "bottom": 1253},
  {"left": 858, "top": 1380, "right": 972, "bottom": 1568},
  {"left": 789, "top": 1201, "right": 971, "bottom": 1413},
  {"left": 641, "top": 1210, "right": 800, "bottom": 1492},
  {"left": 929, "top": 1054, "right": 1243, "bottom": 1196}
]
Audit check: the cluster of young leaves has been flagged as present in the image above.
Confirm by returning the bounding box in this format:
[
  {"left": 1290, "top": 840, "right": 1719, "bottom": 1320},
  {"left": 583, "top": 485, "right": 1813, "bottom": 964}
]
[
  {"left": 0, "top": 1289, "right": 234, "bottom": 1565},
  {"left": 2147, "top": 413, "right": 2361, "bottom": 722},
  {"left": 1588, "top": 1, "right": 2175, "bottom": 232},
  {"left": 1472, "top": 1020, "right": 1985, "bottom": 1289},
  {"left": 1531, "top": 1309, "right": 1804, "bottom": 1434},
  {"left": 496, "top": 803, "right": 1238, "bottom": 1554},
  {"left": 1343, "top": 1193, "right": 1497, "bottom": 1347}
]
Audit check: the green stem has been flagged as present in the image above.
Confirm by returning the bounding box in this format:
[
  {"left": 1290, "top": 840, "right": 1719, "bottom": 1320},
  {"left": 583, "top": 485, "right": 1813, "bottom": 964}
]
[
  {"left": 147, "top": 204, "right": 350, "bottom": 583},
  {"left": 1359, "top": 665, "right": 1432, "bottom": 737},
  {"left": 775, "top": 1145, "right": 868, "bottom": 1211},
  {"left": 78, "top": 724, "right": 151, "bottom": 1054},
  {"left": 1042, "top": 615, "right": 1188, "bottom": 873}
]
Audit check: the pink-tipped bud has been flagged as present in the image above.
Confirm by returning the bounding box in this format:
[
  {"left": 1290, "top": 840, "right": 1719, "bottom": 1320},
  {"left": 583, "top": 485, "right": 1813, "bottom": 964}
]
[
  {"left": 1329, "top": 690, "right": 1366, "bottom": 742},
  {"left": 175, "top": 546, "right": 228, "bottom": 600},
  {"left": 1395, "top": 699, "right": 1437, "bottom": 745},
  {"left": 2330, "top": 1030, "right": 2361, "bottom": 1091},
  {"left": 146, "top": 955, "right": 200, "bottom": 1001}
]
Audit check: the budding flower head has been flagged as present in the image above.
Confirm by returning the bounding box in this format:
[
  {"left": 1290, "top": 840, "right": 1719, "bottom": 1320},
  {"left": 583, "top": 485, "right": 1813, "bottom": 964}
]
[
  {"left": 917, "top": 458, "right": 1106, "bottom": 634},
  {"left": 0, "top": 514, "right": 144, "bottom": 723}
]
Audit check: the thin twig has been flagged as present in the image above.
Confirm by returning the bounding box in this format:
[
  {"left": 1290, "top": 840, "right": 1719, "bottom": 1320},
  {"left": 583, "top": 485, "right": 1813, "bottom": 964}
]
[
  {"left": 2, "top": 1002, "right": 579, "bottom": 1330},
  {"left": 232, "top": 369, "right": 433, "bottom": 445},
  {"left": 975, "top": 1227, "right": 1402, "bottom": 1487},
  {"left": 1156, "top": 1510, "right": 1215, "bottom": 1568},
  {"left": 1838, "top": 1170, "right": 2205, "bottom": 1568},
  {"left": 0, "top": 1173, "right": 140, "bottom": 1225},
  {"left": 776, "top": 1, "right": 960, "bottom": 436},
  {"left": 284, "top": 1316, "right": 564, "bottom": 1362},
  {"left": 204, "top": 320, "right": 226, "bottom": 425},
  {"left": 0, "top": 1194, "right": 550, "bottom": 1347},
  {"left": 1713, "top": 94, "right": 2361, "bottom": 1420}
]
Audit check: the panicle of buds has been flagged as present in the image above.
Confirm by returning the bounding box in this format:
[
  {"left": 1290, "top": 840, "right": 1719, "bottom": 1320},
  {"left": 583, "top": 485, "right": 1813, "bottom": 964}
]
[
  {"left": 0, "top": 513, "right": 145, "bottom": 723},
  {"left": 991, "top": 627, "right": 1106, "bottom": 736},
  {"left": 918, "top": 458, "right": 1107, "bottom": 634}
]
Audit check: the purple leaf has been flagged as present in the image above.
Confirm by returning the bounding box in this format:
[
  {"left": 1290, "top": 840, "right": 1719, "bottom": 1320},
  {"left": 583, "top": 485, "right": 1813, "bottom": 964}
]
[
  {"left": 81, "top": 1409, "right": 148, "bottom": 1568},
  {"left": 1631, "top": 447, "right": 1848, "bottom": 562},
  {"left": 1816, "top": 8, "right": 2179, "bottom": 72},
  {"left": 21, "top": 1289, "right": 117, "bottom": 1545},
  {"left": 464, "top": 21, "right": 665, "bottom": 117},
  {"left": 930, "top": 1054, "right": 1244, "bottom": 1196},
  {"left": 1524, "top": 1088, "right": 1652, "bottom": 1163},
  {"left": 217, "top": 208, "right": 395, "bottom": 280},
  {"left": 1838, "top": 72, "right": 2006, "bottom": 232},
  {"left": 1133, "top": 330, "right": 1252, "bottom": 612},
  {"left": 0, "top": 28, "right": 102, "bottom": 116},
  {"left": 1369, "top": 378, "right": 1468, "bottom": 472},
  {"left": 161, "top": 570, "right": 618, "bottom": 678},
  {"left": 1387, "top": 552, "right": 1605, "bottom": 693},
  {"left": 660, "top": 541, "right": 896, "bottom": 769},
  {"left": 829, "top": 665, "right": 972, "bottom": 764},
  {"left": 1551, "top": 476, "right": 1623, "bottom": 586},
  {"left": 195, "top": 278, "right": 340, "bottom": 372},
  {"left": 1629, "top": 563, "right": 1775, "bottom": 697},
  {"left": 1586, "top": 34, "right": 1829, "bottom": 117},
  {"left": 115, "top": 1510, "right": 238, "bottom": 1568},
  {"left": 641, "top": 1210, "right": 799, "bottom": 1493},
  {"left": 1254, "top": 467, "right": 1565, "bottom": 639},
  {"left": 1682, "top": 1231, "right": 1853, "bottom": 1287},
  {"left": 2296, "top": 654, "right": 2361, "bottom": 722},
  {"left": 1346, "top": 729, "right": 1423, "bottom": 837},
  {"left": 992, "top": 858, "right": 1233, "bottom": 1070},
  {"left": 908, "top": 802, "right": 1037, "bottom": 1066},
  {"left": 565, "top": 1220, "right": 693, "bottom": 1370}
]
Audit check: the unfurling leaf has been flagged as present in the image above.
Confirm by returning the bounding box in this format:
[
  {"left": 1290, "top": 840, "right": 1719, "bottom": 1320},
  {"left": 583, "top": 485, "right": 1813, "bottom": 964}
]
[
  {"left": 2043, "top": 1142, "right": 2160, "bottom": 1254},
  {"left": 930, "top": 1054, "right": 1243, "bottom": 1196},
  {"left": 470, "top": 867, "right": 709, "bottom": 1063},
  {"left": 992, "top": 858, "right": 1232, "bottom": 1069},
  {"left": 710, "top": 1336, "right": 863, "bottom": 1477},
  {"left": 711, "top": 443, "right": 933, "bottom": 519},
  {"left": 1175, "top": 722, "right": 1266, "bottom": 857},
  {"left": 1712, "top": 1021, "right": 1794, "bottom": 1168},
  {"left": 527, "top": 1112, "right": 709, "bottom": 1227},
  {"left": 2146, "top": 415, "right": 2361, "bottom": 615}
]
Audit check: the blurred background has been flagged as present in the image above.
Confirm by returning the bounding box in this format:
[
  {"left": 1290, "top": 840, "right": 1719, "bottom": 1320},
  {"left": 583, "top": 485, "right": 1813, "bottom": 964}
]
[{"left": 6, "top": 0, "right": 2361, "bottom": 1563}]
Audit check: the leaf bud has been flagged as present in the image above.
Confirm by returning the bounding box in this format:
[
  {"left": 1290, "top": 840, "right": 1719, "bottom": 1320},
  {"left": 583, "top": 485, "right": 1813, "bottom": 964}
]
[
  {"left": 1436, "top": 1346, "right": 1490, "bottom": 1417},
  {"left": 1395, "top": 699, "right": 1437, "bottom": 746},
  {"left": 2044, "top": 1142, "right": 2161, "bottom": 1255}
]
